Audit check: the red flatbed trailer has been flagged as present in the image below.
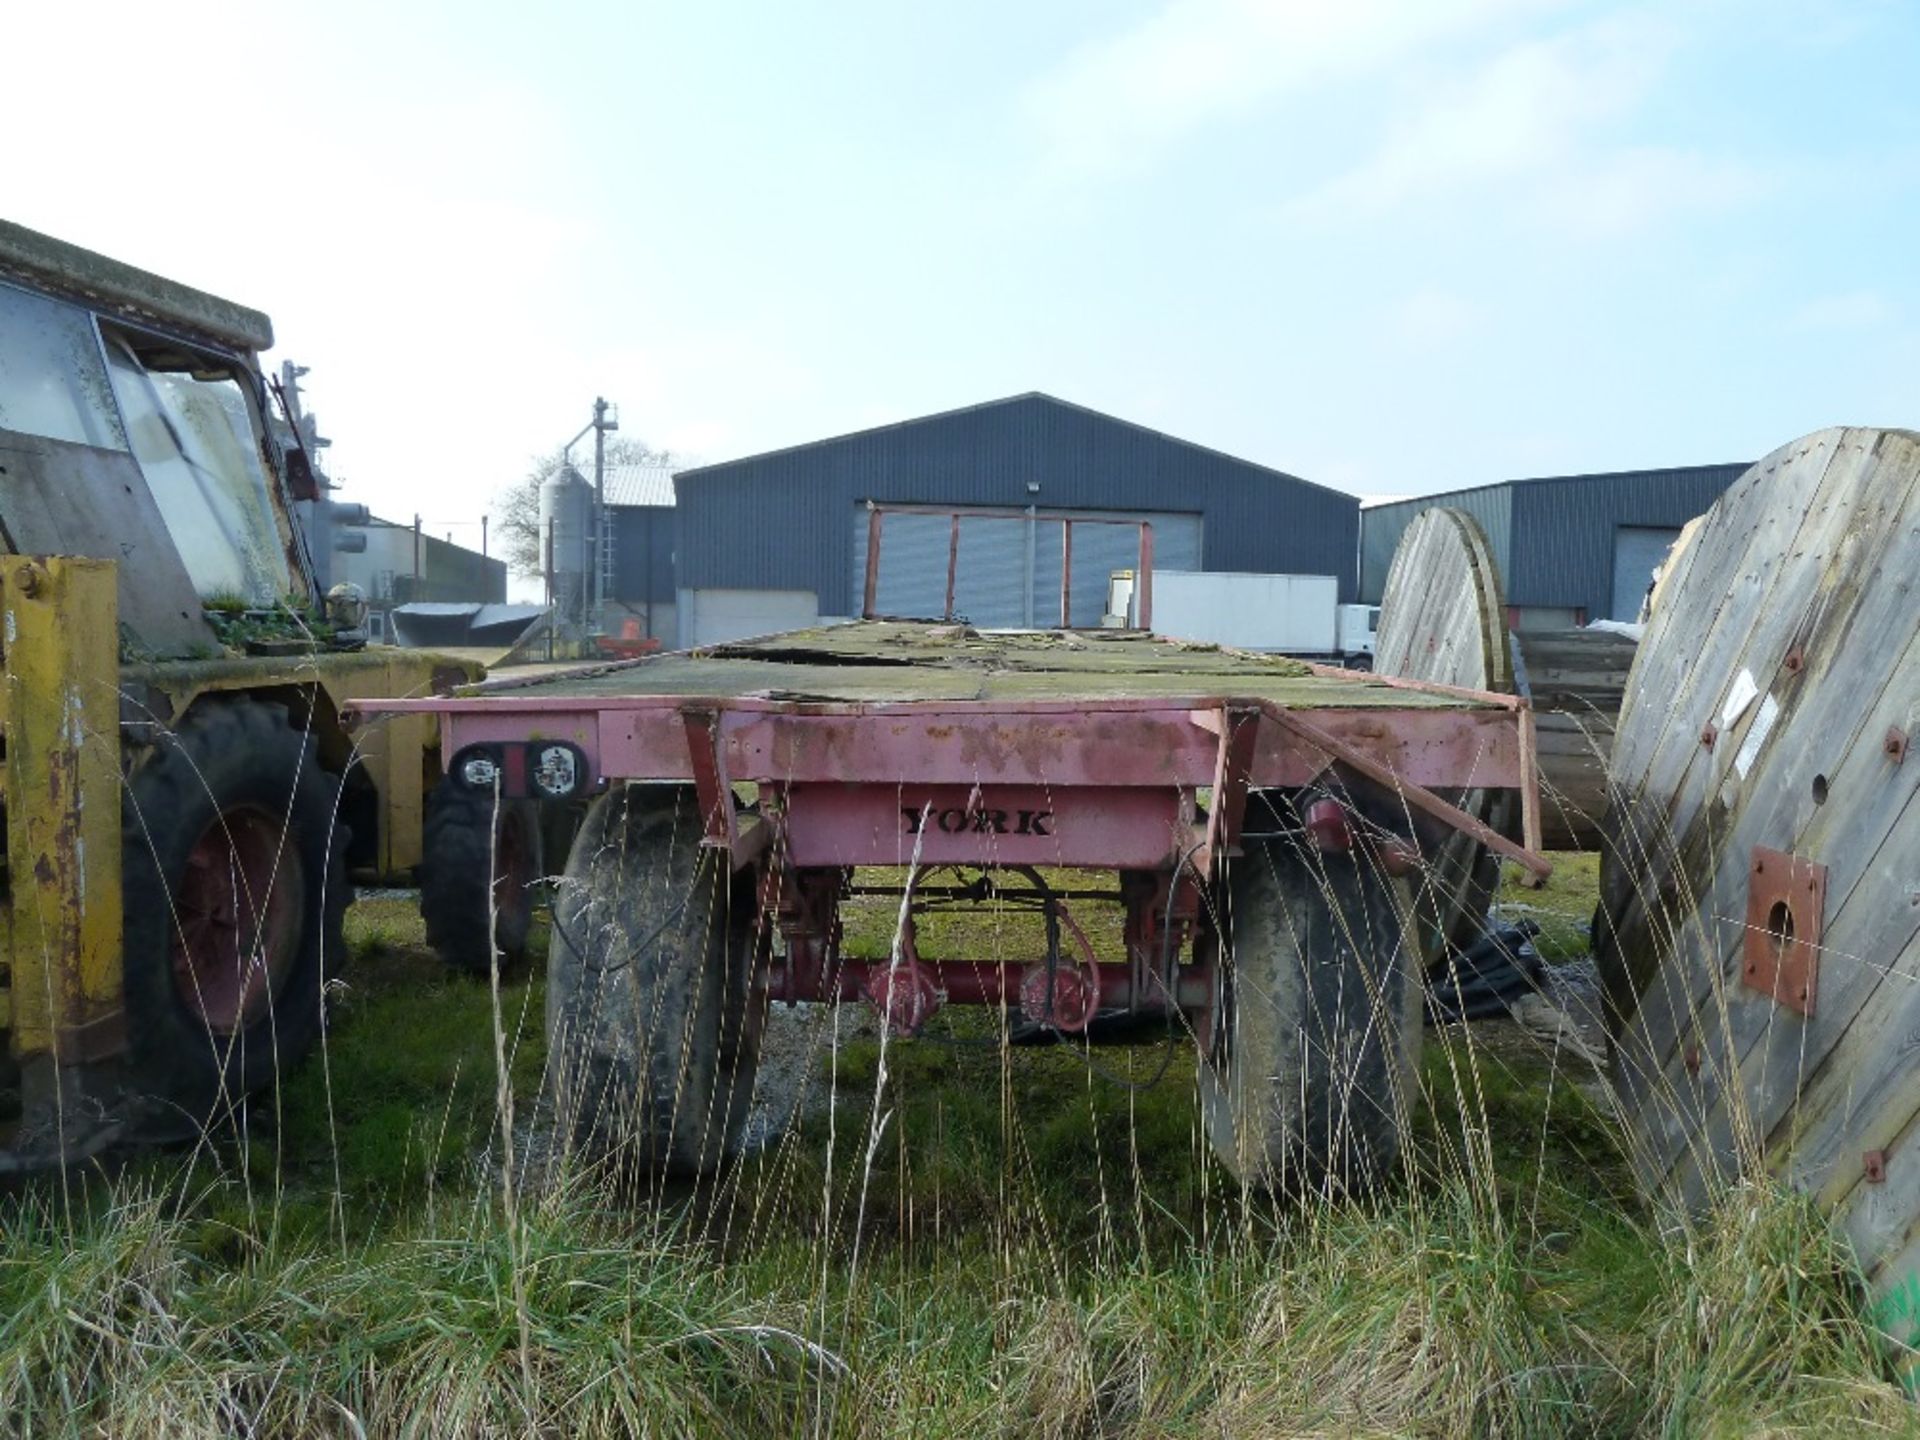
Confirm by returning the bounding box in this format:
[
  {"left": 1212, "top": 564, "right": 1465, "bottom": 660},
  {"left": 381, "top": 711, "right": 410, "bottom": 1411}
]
[{"left": 353, "top": 621, "right": 1548, "bottom": 1189}]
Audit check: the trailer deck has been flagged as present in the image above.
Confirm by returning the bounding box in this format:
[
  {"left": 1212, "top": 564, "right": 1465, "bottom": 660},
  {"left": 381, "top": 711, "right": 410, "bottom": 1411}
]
[
  {"left": 463, "top": 622, "right": 1472, "bottom": 705},
  {"left": 355, "top": 621, "right": 1545, "bottom": 875}
]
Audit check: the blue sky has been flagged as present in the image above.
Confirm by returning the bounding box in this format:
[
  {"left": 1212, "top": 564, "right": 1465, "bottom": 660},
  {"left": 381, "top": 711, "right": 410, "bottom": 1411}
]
[{"left": 6, "top": 0, "right": 1916, "bottom": 554}]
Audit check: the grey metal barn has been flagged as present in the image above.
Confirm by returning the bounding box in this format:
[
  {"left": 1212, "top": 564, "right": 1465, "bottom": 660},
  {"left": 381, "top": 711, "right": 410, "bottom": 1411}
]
[
  {"left": 1359, "top": 462, "right": 1751, "bottom": 628},
  {"left": 603, "top": 463, "right": 678, "bottom": 643},
  {"left": 668, "top": 393, "right": 1357, "bottom": 647}
]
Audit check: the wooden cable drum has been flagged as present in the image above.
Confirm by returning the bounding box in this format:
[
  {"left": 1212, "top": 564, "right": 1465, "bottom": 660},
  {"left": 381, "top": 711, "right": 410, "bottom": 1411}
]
[
  {"left": 1596, "top": 427, "right": 1920, "bottom": 1366},
  {"left": 1373, "top": 507, "right": 1512, "bottom": 965}
]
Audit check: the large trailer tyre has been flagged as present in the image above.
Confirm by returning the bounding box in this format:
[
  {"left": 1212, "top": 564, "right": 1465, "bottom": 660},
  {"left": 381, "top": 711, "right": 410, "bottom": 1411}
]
[
  {"left": 1201, "top": 829, "right": 1420, "bottom": 1193},
  {"left": 1417, "top": 843, "right": 1503, "bottom": 970},
  {"left": 419, "top": 780, "right": 542, "bottom": 975},
  {"left": 121, "top": 699, "right": 348, "bottom": 1132},
  {"left": 546, "top": 784, "right": 764, "bottom": 1174}
]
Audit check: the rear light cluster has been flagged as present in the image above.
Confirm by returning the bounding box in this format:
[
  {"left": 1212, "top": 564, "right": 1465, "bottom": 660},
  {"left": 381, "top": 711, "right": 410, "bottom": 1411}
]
[
  {"left": 449, "top": 741, "right": 591, "bottom": 801},
  {"left": 1304, "top": 798, "right": 1352, "bottom": 853},
  {"left": 1302, "top": 798, "right": 1421, "bottom": 875}
]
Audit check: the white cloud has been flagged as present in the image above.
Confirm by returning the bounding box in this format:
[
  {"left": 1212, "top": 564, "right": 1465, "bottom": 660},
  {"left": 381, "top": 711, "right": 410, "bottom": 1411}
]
[
  {"left": 1533, "top": 146, "right": 1765, "bottom": 235},
  {"left": 1287, "top": 11, "right": 1766, "bottom": 236},
  {"left": 1022, "top": 0, "right": 1556, "bottom": 170},
  {"left": 1789, "top": 290, "right": 1893, "bottom": 331},
  {"left": 1390, "top": 288, "right": 1482, "bottom": 349},
  {"left": 1296, "top": 18, "right": 1655, "bottom": 205}
]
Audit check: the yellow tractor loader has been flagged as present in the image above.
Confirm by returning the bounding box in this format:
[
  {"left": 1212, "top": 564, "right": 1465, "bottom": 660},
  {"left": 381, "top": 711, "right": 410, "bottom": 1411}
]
[{"left": 0, "top": 220, "right": 519, "bottom": 1169}]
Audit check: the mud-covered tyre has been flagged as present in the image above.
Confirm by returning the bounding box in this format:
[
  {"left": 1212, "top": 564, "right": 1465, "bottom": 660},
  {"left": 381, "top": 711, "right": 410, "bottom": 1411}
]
[
  {"left": 545, "top": 784, "right": 764, "bottom": 1175},
  {"left": 419, "top": 780, "right": 542, "bottom": 975},
  {"left": 1201, "top": 821, "right": 1420, "bottom": 1193},
  {"left": 121, "top": 699, "right": 348, "bottom": 1133}
]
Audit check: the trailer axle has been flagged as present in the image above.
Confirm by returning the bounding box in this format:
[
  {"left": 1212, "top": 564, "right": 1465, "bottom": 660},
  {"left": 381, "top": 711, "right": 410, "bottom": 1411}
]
[{"left": 774, "top": 955, "right": 1212, "bottom": 1034}]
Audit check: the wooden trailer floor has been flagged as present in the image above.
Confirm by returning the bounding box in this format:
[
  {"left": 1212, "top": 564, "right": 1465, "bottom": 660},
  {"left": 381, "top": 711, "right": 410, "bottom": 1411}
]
[{"left": 469, "top": 622, "right": 1495, "bottom": 709}]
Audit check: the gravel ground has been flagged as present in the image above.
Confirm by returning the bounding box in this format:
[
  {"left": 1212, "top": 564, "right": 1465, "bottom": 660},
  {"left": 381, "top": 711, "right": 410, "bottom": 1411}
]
[{"left": 739, "top": 1000, "right": 876, "bottom": 1152}]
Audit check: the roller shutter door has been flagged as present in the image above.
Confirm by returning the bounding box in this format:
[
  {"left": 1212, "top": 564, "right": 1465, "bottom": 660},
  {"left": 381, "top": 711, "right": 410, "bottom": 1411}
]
[
  {"left": 1610, "top": 526, "right": 1680, "bottom": 621},
  {"left": 853, "top": 506, "right": 1201, "bottom": 627}
]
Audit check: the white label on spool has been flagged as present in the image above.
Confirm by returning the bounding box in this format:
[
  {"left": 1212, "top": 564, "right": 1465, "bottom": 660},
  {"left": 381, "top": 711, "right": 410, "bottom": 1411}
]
[
  {"left": 1721, "top": 668, "right": 1760, "bottom": 729},
  {"left": 1734, "top": 693, "right": 1779, "bottom": 779}
]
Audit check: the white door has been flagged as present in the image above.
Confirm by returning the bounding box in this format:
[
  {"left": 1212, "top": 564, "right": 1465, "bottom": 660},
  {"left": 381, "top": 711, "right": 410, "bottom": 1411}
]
[{"left": 682, "top": 588, "right": 821, "bottom": 646}]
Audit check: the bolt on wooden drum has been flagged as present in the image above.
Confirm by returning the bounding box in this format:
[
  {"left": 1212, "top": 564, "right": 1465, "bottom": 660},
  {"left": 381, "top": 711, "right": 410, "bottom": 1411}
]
[{"left": 1595, "top": 426, "right": 1920, "bottom": 1373}]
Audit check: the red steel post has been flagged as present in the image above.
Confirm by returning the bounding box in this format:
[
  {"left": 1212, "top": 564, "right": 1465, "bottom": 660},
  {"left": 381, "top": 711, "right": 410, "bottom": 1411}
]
[
  {"left": 1137, "top": 522, "right": 1154, "bottom": 630},
  {"left": 945, "top": 514, "right": 960, "bottom": 620},
  {"left": 863, "top": 506, "right": 884, "bottom": 618},
  {"left": 1060, "top": 520, "right": 1074, "bottom": 628}
]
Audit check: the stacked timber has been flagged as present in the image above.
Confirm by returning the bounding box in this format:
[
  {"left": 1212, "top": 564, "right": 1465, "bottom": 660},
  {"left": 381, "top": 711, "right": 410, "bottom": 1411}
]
[
  {"left": 1512, "top": 627, "right": 1638, "bottom": 851},
  {"left": 1596, "top": 426, "right": 1920, "bottom": 1372}
]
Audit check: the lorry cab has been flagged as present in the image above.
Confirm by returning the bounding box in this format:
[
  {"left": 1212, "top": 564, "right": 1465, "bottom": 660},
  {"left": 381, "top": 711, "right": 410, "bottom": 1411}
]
[{"left": 1336, "top": 603, "right": 1380, "bottom": 668}]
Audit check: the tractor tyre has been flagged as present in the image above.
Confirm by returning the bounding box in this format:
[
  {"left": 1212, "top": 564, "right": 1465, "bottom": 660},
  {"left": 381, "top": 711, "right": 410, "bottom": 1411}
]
[
  {"left": 546, "top": 783, "right": 765, "bottom": 1175},
  {"left": 419, "top": 779, "right": 542, "bottom": 976},
  {"left": 1201, "top": 821, "right": 1420, "bottom": 1193},
  {"left": 121, "top": 699, "right": 348, "bottom": 1133}
]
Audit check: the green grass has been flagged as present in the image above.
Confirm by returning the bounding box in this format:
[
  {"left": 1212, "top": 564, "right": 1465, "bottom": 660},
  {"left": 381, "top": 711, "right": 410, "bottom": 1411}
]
[
  {"left": 2, "top": 862, "right": 1914, "bottom": 1436},
  {"left": 1498, "top": 849, "right": 1601, "bottom": 962},
  {"left": 273, "top": 898, "right": 549, "bottom": 1219}
]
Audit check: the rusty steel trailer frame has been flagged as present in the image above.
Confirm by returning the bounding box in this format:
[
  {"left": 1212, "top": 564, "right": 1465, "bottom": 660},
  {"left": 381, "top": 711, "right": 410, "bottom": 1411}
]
[{"left": 358, "top": 674, "right": 1547, "bottom": 1041}]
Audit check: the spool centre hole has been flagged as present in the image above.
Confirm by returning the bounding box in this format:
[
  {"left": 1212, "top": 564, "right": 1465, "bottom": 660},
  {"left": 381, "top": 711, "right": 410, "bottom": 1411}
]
[{"left": 1766, "top": 899, "right": 1796, "bottom": 956}]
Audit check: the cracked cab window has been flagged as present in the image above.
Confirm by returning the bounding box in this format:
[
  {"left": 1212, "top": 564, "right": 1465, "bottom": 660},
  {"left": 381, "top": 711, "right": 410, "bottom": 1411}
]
[
  {"left": 103, "top": 334, "right": 292, "bottom": 604},
  {"left": 0, "top": 281, "right": 128, "bottom": 449}
]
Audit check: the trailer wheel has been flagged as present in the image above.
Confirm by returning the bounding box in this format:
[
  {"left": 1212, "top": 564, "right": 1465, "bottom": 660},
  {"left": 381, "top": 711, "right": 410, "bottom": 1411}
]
[
  {"left": 1201, "top": 828, "right": 1419, "bottom": 1192},
  {"left": 419, "top": 780, "right": 542, "bottom": 975},
  {"left": 121, "top": 700, "right": 348, "bottom": 1131},
  {"left": 546, "top": 784, "right": 764, "bottom": 1174}
]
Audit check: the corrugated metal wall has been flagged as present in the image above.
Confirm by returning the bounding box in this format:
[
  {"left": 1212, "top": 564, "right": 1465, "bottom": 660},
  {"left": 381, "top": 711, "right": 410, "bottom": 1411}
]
[
  {"left": 674, "top": 394, "right": 1359, "bottom": 613},
  {"left": 1508, "top": 464, "right": 1749, "bottom": 618},
  {"left": 1359, "top": 462, "right": 1750, "bottom": 615},
  {"left": 611, "top": 506, "right": 675, "bottom": 605},
  {"left": 1359, "top": 486, "right": 1512, "bottom": 603}
]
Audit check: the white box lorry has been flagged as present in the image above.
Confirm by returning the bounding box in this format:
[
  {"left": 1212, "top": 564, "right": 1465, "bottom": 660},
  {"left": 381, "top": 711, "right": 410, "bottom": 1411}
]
[{"left": 1107, "top": 569, "right": 1378, "bottom": 668}]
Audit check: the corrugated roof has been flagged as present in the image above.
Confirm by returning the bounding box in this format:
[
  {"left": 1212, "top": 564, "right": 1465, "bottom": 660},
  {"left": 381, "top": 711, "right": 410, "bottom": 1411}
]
[
  {"left": 602, "top": 463, "right": 677, "bottom": 508},
  {"left": 392, "top": 602, "right": 480, "bottom": 617},
  {"left": 676, "top": 392, "right": 1351, "bottom": 499},
  {"left": 472, "top": 603, "right": 547, "bottom": 629}
]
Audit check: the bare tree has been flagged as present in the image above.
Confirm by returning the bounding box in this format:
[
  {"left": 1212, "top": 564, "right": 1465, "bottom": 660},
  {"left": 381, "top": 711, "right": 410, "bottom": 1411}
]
[{"left": 493, "top": 437, "right": 678, "bottom": 577}]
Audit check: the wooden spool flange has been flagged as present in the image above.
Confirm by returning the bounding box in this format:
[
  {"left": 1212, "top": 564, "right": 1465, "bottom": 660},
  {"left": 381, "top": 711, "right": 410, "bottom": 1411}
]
[
  {"left": 1374, "top": 507, "right": 1512, "bottom": 966},
  {"left": 1596, "top": 426, "right": 1920, "bottom": 1371}
]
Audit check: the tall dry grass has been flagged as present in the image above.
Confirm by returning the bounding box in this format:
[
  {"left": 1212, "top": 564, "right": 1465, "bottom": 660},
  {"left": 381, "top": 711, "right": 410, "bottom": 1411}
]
[{"left": 1, "top": 763, "right": 1913, "bottom": 1436}]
